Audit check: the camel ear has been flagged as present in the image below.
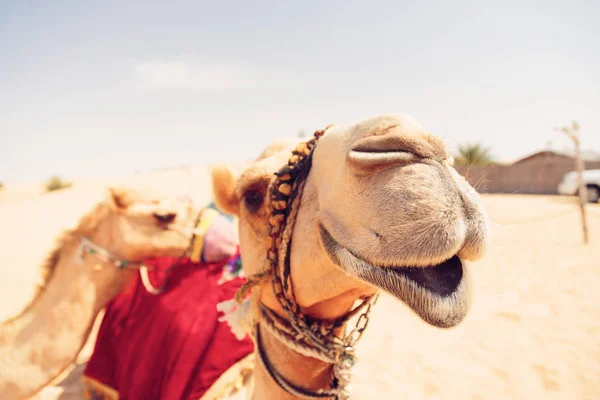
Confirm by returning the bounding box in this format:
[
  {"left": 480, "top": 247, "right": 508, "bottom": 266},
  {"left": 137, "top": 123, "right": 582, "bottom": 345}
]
[
  {"left": 107, "top": 186, "right": 132, "bottom": 210},
  {"left": 210, "top": 164, "right": 240, "bottom": 216}
]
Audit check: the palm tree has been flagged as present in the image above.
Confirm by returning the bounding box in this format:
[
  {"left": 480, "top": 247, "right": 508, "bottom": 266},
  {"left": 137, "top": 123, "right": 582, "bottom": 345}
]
[{"left": 454, "top": 142, "right": 494, "bottom": 166}]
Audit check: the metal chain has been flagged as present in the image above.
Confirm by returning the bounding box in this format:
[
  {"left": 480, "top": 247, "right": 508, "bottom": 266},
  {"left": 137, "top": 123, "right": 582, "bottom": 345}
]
[
  {"left": 262, "top": 126, "right": 379, "bottom": 398},
  {"left": 343, "top": 293, "right": 378, "bottom": 348}
]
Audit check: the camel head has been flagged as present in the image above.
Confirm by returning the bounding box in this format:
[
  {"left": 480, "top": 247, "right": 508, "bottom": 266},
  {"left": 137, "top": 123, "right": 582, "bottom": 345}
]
[
  {"left": 212, "top": 114, "right": 489, "bottom": 328},
  {"left": 31, "top": 184, "right": 197, "bottom": 303},
  {"left": 83, "top": 185, "right": 196, "bottom": 262}
]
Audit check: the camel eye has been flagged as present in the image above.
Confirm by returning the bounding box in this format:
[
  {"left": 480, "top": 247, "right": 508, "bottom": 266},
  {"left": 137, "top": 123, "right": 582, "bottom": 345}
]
[
  {"left": 153, "top": 212, "right": 177, "bottom": 224},
  {"left": 243, "top": 190, "right": 264, "bottom": 213}
]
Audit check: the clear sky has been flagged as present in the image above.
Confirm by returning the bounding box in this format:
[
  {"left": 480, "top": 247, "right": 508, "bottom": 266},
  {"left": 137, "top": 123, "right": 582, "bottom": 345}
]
[{"left": 1, "top": 1, "right": 599, "bottom": 184}]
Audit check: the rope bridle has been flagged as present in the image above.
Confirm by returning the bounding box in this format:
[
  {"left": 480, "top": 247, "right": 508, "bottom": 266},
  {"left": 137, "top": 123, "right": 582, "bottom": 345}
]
[
  {"left": 76, "top": 209, "right": 205, "bottom": 294},
  {"left": 77, "top": 236, "right": 142, "bottom": 270},
  {"left": 243, "top": 127, "right": 378, "bottom": 400}
]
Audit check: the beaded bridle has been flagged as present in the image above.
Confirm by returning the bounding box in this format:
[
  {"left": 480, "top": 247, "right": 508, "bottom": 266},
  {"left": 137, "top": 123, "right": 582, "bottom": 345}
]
[{"left": 241, "top": 127, "right": 378, "bottom": 400}]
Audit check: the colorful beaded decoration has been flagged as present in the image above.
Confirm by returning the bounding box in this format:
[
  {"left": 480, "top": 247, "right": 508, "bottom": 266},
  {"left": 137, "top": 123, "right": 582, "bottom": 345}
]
[{"left": 218, "top": 254, "right": 244, "bottom": 285}]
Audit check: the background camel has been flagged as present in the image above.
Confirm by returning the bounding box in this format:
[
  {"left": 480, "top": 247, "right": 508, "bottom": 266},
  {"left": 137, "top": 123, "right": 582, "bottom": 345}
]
[
  {"left": 0, "top": 186, "right": 196, "bottom": 399},
  {"left": 207, "top": 113, "right": 490, "bottom": 399}
]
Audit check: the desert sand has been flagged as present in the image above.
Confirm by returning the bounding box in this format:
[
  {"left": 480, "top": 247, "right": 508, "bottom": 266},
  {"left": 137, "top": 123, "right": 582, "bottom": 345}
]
[{"left": 0, "top": 168, "right": 598, "bottom": 399}]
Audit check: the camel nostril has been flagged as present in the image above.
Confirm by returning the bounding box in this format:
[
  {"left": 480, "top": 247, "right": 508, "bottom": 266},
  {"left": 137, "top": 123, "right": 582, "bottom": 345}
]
[
  {"left": 351, "top": 136, "right": 415, "bottom": 155},
  {"left": 153, "top": 212, "right": 177, "bottom": 224},
  {"left": 346, "top": 129, "right": 430, "bottom": 174},
  {"left": 347, "top": 145, "right": 421, "bottom": 173},
  {"left": 348, "top": 122, "right": 447, "bottom": 167}
]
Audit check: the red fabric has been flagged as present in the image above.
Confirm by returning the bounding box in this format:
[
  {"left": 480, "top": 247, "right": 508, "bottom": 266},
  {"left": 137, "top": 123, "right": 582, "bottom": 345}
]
[{"left": 83, "top": 254, "right": 254, "bottom": 400}]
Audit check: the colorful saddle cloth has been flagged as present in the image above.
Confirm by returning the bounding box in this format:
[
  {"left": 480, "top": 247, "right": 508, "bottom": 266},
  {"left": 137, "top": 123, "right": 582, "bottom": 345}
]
[{"left": 82, "top": 251, "right": 254, "bottom": 400}]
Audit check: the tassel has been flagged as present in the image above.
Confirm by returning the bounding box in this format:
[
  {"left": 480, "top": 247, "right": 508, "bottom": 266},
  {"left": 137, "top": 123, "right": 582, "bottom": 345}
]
[
  {"left": 217, "top": 298, "right": 251, "bottom": 340},
  {"left": 234, "top": 270, "right": 270, "bottom": 304}
]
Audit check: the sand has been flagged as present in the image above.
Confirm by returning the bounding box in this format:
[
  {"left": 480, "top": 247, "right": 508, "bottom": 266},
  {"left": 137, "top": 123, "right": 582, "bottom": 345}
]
[
  {"left": 352, "top": 194, "right": 600, "bottom": 400},
  {"left": 0, "top": 171, "right": 598, "bottom": 399}
]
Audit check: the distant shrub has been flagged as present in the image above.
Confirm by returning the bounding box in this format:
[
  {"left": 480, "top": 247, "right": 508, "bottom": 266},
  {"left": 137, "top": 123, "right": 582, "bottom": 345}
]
[
  {"left": 0, "top": 182, "right": 3, "bottom": 190},
  {"left": 45, "top": 176, "right": 72, "bottom": 192},
  {"left": 453, "top": 142, "right": 494, "bottom": 167}
]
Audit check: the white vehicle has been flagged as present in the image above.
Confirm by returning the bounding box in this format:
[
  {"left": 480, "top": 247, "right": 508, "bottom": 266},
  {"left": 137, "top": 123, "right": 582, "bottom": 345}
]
[{"left": 558, "top": 170, "right": 600, "bottom": 203}]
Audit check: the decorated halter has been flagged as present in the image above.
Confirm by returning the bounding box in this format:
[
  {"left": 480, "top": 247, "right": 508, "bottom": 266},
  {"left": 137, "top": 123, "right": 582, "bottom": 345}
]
[
  {"left": 77, "top": 236, "right": 142, "bottom": 270},
  {"left": 76, "top": 208, "right": 206, "bottom": 295},
  {"left": 241, "top": 126, "right": 378, "bottom": 400}
]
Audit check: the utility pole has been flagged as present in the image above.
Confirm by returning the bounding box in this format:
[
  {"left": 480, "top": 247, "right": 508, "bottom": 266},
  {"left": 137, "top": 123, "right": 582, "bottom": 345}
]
[{"left": 554, "top": 121, "right": 588, "bottom": 244}]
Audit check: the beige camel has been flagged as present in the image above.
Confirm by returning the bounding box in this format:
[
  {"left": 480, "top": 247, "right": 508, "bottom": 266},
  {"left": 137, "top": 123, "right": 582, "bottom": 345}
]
[
  {"left": 0, "top": 186, "right": 196, "bottom": 399},
  {"left": 206, "top": 113, "right": 490, "bottom": 399}
]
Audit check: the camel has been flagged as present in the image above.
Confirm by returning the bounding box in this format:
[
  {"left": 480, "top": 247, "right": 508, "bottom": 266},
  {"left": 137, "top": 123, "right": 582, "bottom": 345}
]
[
  {"left": 206, "top": 113, "right": 490, "bottom": 399},
  {"left": 0, "top": 186, "right": 197, "bottom": 399}
]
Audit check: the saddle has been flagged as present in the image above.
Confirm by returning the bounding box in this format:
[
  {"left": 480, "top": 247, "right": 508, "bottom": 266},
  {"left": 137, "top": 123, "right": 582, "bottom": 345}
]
[{"left": 82, "top": 207, "right": 254, "bottom": 400}]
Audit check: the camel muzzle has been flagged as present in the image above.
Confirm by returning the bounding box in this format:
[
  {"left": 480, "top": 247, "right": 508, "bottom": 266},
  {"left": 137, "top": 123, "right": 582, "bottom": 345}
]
[{"left": 319, "top": 223, "right": 470, "bottom": 329}]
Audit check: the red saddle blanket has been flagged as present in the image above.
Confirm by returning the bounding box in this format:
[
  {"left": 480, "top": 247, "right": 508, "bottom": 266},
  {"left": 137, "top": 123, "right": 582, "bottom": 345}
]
[{"left": 83, "top": 254, "right": 254, "bottom": 400}]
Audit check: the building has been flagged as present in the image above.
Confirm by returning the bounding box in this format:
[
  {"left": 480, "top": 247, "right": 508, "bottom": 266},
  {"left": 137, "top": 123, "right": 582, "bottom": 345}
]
[{"left": 455, "top": 150, "right": 600, "bottom": 194}]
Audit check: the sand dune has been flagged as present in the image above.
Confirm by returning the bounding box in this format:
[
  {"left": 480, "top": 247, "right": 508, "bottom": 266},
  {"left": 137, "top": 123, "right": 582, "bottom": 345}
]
[{"left": 1, "top": 167, "right": 598, "bottom": 399}]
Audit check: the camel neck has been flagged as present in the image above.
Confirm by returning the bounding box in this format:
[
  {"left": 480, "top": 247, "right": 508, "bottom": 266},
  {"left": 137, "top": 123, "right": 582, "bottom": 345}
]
[
  {"left": 250, "top": 283, "right": 368, "bottom": 400},
  {"left": 252, "top": 318, "right": 336, "bottom": 400},
  {"left": 0, "top": 236, "right": 135, "bottom": 399}
]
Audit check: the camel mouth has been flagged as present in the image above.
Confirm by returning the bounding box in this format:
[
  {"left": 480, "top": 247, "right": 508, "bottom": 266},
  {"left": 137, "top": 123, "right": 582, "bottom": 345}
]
[
  {"left": 319, "top": 224, "right": 470, "bottom": 328},
  {"left": 385, "top": 256, "right": 463, "bottom": 296}
]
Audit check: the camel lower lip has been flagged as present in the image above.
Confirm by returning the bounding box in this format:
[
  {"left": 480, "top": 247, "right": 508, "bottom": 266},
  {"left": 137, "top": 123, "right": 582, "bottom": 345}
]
[
  {"left": 319, "top": 224, "right": 470, "bottom": 328},
  {"left": 385, "top": 256, "right": 463, "bottom": 297}
]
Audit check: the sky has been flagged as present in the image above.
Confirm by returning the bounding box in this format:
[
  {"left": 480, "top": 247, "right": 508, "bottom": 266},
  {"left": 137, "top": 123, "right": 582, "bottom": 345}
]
[{"left": 1, "top": 1, "right": 599, "bottom": 184}]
